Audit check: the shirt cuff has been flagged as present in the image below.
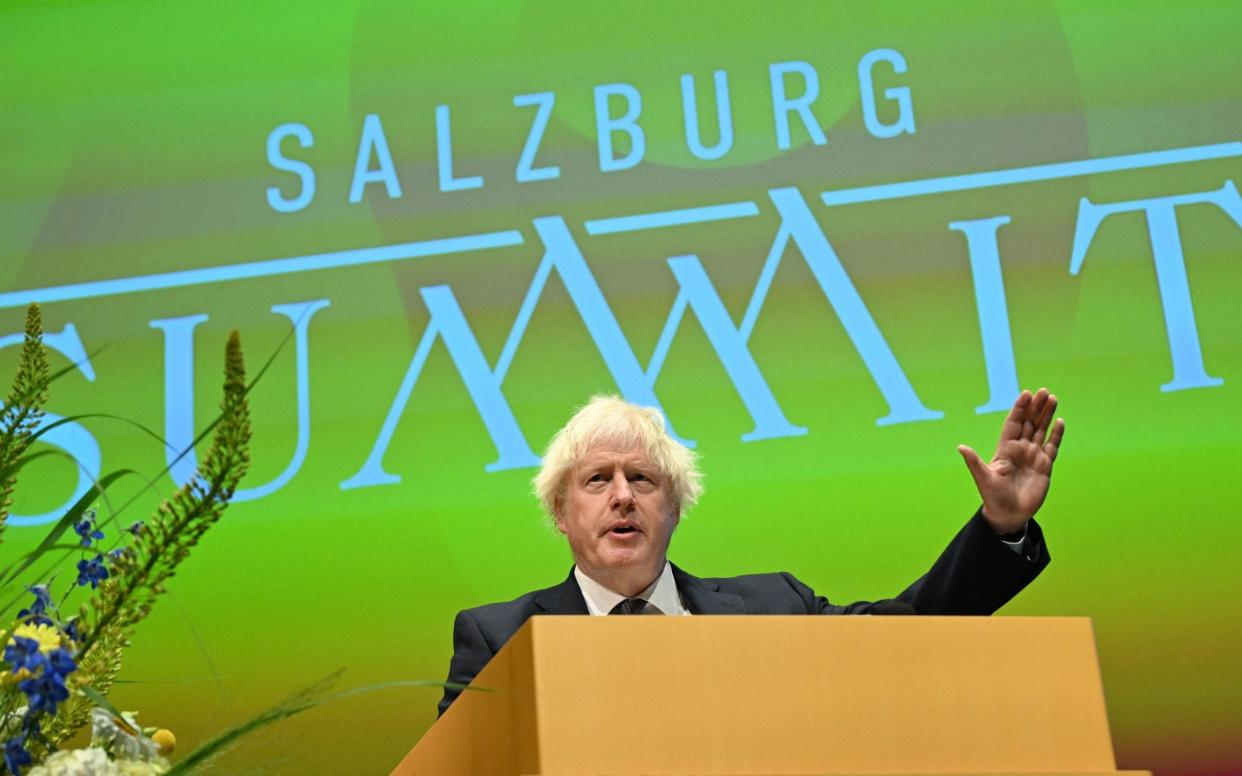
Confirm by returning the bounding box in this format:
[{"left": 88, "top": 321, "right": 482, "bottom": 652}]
[{"left": 998, "top": 522, "right": 1028, "bottom": 554}]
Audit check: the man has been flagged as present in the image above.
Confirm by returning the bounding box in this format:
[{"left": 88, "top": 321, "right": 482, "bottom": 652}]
[{"left": 438, "top": 388, "right": 1064, "bottom": 715}]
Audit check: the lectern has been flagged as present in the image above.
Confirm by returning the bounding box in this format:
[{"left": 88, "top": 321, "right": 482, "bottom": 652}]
[{"left": 393, "top": 616, "right": 1146, "bottom": 776}]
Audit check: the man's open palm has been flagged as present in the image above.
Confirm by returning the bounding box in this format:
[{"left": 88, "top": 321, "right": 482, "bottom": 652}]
[{"left": 957, "top": 388, "right": 1065, "bottom": 535}]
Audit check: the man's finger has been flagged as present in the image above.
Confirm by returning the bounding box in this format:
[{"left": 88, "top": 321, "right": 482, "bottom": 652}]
[
  {"left": 1044, "top": 418, "right": 1066, "bottom": 462},
  {"left": 998, "top": 390, "right": 1032, "bottom": 444},
  {"left": 958, "top": 444, "right": 991, "bottom": 487},
  {"left": 1024, "top": 388, "right": 1049, "bottom": 440},
  {"left": 1034, "top": 393, "right": 1058, "bottom": 443}
]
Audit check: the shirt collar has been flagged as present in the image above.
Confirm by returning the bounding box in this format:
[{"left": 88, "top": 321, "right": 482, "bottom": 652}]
[{"left": 573, "top": 562, "right": 687, "bottom": 616}]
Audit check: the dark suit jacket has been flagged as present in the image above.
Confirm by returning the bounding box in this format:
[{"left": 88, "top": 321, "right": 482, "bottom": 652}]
[{"left": 437, "top": 510, "right": 1047, "bottom": 715}]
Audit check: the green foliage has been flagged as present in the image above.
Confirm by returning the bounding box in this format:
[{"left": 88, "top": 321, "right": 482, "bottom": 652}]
[
  {"left": 0, "top": 305, "right": 51, "bottom": 540},
  {"left": 76, "top": 330, "right": 251, "bottom": 664},
  {"left": 0, "top": 309, "right": 437, "bottom": 773},
  {"left": 36, "top": 628, "right": 126, "bottom": 758},
  {"left": 165, "top": 671, "right": 342, "bottom": 776},
  {"left": 163, "top": 674, "right": 455, "bottom": 775},
  {"left": 0, "top": 306, "right": 253, "bottom": 772}
]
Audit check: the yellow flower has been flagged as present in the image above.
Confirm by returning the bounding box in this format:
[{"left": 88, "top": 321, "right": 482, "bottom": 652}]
[
  {"left": 3, "top": 623, "right": 68, "bottom": 683},
  {"left": 13, "top": 623, "right": 63, "bottom": 653},
  {"left": 150, "top": 728, "right": 176, "bottom": 755}
]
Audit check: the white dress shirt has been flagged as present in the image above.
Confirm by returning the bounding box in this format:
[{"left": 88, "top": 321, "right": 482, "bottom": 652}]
[
  {"left": 574, "top": 562, "right": 691, "bottom": 616},
  {"left": 573, "top": 524, "right": 1030, "bottom": 616}
]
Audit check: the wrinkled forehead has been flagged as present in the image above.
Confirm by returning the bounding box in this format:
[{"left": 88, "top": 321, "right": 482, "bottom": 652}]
[{"left": 572, "top": 443, "right": 659, "bottom": 473}]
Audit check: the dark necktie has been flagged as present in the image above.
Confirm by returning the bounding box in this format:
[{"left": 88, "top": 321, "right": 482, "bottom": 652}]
[{"left": 609, "top": 597, "right": 648, "bottom": 615}]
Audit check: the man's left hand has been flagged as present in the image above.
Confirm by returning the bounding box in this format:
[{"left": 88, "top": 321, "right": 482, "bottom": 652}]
[{"left": 957, "top": 387, "right": 1065, "bottom": 535}]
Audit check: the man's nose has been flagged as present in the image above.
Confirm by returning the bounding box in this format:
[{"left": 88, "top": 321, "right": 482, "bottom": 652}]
[{"left": 609, "top": 472, "right": 634, "bottom": 508}]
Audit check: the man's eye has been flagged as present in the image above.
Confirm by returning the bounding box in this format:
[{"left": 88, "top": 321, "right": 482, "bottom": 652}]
[{"left": 587, "top": 473, "right": 605, "bottom": 483}]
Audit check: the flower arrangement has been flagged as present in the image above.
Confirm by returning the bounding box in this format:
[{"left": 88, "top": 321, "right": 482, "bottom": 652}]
[{"left": 0, "top": 304, "right": 251, "bottom": 775}]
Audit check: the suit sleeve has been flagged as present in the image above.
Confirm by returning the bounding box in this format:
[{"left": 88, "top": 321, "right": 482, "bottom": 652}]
[
  {"left": 896, "top": 509, "right": 1049, "bottom": 614},
  {"left": 775, "top": 510, "right": 1048, "bottom": 615},
  {"left": 776, "top": 572, "right": 864, "bottom": 614},
  {"left": 437, "top": 609, "right": 496, "bottom": 717}
]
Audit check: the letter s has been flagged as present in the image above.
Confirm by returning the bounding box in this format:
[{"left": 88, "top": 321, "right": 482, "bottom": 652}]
[{"left": 266, "top": 122, "right": 316, "bottom": 213}]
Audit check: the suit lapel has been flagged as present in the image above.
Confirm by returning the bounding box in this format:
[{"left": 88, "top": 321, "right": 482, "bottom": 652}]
[
  {"left": 532, "top": 569, "right": 590, "bottom": 615},
  {"left": 532, "top": 565, "right": 747, "bottom": 615},
  {"left": 672, "top": 564, "right": 746, "bottom": 614}
]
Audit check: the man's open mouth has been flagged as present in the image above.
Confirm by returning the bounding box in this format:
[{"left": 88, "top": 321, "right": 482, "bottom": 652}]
[{"left": 607, "top": 523, "right": 640, "bottom": 536}]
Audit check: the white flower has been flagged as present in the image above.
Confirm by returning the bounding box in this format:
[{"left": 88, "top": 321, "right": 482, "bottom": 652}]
[
  {"left": 1, "top": 706, "right": 29, "bottom": 737},
  {"left": 27, "top": 747, "right": 117, "bottom": 776},
  {"left": 90, "top": 708, "right": 160, "bottom": 761},
  {"left": 23, "top": 744, "right": 169, "bottom": 776}
]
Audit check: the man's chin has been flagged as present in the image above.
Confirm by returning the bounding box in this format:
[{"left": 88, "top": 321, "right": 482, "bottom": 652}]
[{"left": 596, "top": 545, "right": 656, "bottom": 571}]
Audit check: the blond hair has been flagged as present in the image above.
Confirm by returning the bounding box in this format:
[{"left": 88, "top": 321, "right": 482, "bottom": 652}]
[{"left": 533, "top": 395, "right": 703, "bottom": 521}]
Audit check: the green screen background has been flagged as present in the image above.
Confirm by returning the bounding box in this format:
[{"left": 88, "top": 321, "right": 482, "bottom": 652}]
[{"left": 2, "top": 1, "right": 1240, "bottom": 773}]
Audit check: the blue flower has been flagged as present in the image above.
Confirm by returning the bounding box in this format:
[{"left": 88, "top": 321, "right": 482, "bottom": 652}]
[
  {"left": 17, "top": 585, "right": 54, "bottom": 626},
  {"left": 62, "top": 619, "right": 82, "bottom": 644},
  {"left": 44, "top": 648, "right": 76, "bottom": 682},
  {"left": 126, "top": 520, "right": 145, "bottom": 537},
  {"left": 27, "top": 585, "right": 51, "bottom": 614},
  {"left": 76, "top": 555, "right": 110, "bottom": 589},
  {"left": 74, "top": 518, "right": 105, "bottom": 548},
  {"left": 4, "top": 735, "right": 32, "bottom": 776},
  {"left": 3, "top": 637, "right": 43, "bottom": 675},
  {"left": 15, "top": 608, "right": 52, "bottom": 627},
  {"left": 18, "top": 672, "right": 70, "bottom": 714}
]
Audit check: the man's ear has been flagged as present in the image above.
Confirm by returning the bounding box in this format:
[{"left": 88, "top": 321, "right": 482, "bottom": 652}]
[{"left": 553, "top": 498, "right": 566, "bottom": 533}]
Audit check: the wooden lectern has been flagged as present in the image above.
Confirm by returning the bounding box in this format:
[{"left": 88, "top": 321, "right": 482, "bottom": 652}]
[{"left": 393, "top": 616, "right": 1146, "bottom": 776}]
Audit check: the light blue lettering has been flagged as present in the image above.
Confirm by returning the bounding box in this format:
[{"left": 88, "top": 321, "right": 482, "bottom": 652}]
[
  {"left": 436, "top": 105, "right": 484, "bottom": 192},
  {"left": 665, "top": 256, "right": 805, "bottom": 440},
  {"left": 949, "top": 216, "right": 1019, "bottom": 413},
  {"left": 340, "top": 286, "right": 539, "bottom": 488},
  {"left": 349, "top": 113, "right": 402, "bottom": 203},
  {"left": 681, "top": 71, "right": 734, "bottom": 161},
  {"left": 1070, "top": 182, "right": 1242, "bottom": 391},
  {"left": 149, "top": 313, "right": 205, "bottom": 490},
  {"left": 768, "top": 188, "right": 941, "bottom": 424},
  {"left": 151, "top": 300, "right": 330, "bottom": 500},
  {"left": 594, "top": 83, "right": 646, "bottom": 172},
  {"left": 858, "top": 48, "right": 916, "bottom": 138},
  {"left": 514, "top": 92, "right": 560, "bottom": 182},
  {"left": 769, "top": 61, "right": 827, "bottom": 150},
  {"left": 532, "top": 217, "right": 687, "bottom": 442},
  {"left": 265, "top": 123, "right": 316, "bottom": 213}
]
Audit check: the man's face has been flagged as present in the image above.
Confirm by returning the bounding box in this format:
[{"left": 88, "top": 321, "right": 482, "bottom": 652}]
[{"left": 555, "top": 446, "right": 678, "bottom": 594}]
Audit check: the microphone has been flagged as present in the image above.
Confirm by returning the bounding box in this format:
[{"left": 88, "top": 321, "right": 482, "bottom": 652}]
[{"left": 866, "top": 599, "right": 916, "bottom": 615}]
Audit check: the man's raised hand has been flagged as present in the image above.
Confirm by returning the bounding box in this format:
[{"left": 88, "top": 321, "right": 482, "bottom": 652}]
[{"left": 957, "top": 388, "right": 1065, "bottom": 535}]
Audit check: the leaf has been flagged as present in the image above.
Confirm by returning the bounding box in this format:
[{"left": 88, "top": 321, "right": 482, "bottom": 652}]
[
  {"left": 164, "top": 674, "right": 469, "bottom": 775},
  {"left": 0, "top": 469, "right": 137, "bottom": 593},
  {"left": 30, "top": 412, "right": 173, "bottom": 452},
  {"left": 165, "top": 670, "right": 343, "bottom": 775},
  {"left": 75, "top": 331, "right": 251, "bottom": 663},
  {"left": 79, "top": 684, "right": 128, "bottom": 724},
  {"left": 0, "top": 448, "right": 60, "bottom": 482}
]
